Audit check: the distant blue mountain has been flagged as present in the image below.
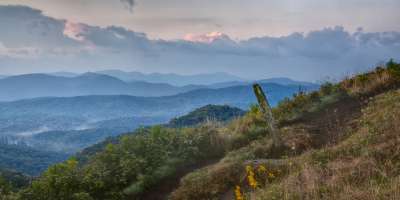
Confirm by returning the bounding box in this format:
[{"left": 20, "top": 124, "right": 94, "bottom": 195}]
[
  {"left": 209, "top": 77, "right": 318, "bottom": 88},
  {"left": 96, "top": 70, "right": 245, "bottom": 86},
  {"left": 0, "top": 73, "right": 204, "bottom": 101},
  {"left": 0, "top": 72, "right": 317, "bottom": 102},
  {"left": 0, "top": 82, "right": 317, "bottom": 131},
  {"left": 259, "top": 77, "right": 318, "bottom": 86},
  {"left": 0, "top": 82, "right": 318, "bottom": 174},
  {"left": 49, "top": 72, "right": 79, "bottom": 77}
]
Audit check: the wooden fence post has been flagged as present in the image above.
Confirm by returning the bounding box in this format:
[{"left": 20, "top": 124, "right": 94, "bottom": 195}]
[{"left": 253, "top": 84, "right": 281, "bottom": 147}]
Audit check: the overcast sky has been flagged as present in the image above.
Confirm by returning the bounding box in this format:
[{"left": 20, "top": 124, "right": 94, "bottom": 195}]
[
  {"left": 2, "top": 0, "right": 400, "bottom": 39},
  {"left": 0, "top": 1, "right": 399, "bottom": 81}
]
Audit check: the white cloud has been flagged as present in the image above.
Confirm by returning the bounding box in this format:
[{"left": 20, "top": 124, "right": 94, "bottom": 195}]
[
  {"left": 0, "top": 42, "right": 40, "bottom": 58},
  {"left": 183, "top": 31, "right": 231, "bottom": 43}
]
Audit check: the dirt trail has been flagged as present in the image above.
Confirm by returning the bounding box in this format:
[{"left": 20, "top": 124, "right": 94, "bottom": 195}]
[
  {"left": 133, "top": 159, "right": 220, "bottom": 200},
  {"left": 299, "top": 95, "right": 362, "bottom": 147}
]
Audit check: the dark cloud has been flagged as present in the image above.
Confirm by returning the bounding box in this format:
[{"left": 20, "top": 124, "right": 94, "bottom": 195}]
[
  {"left": 1, "top": 5, "right": 399, "bottom": 81},
  {"left": 0, "top": 6, "right": 78, "bottom": 49}
]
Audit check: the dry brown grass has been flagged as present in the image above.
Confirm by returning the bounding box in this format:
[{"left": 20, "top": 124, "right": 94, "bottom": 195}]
[
  {"left": 250, "top": 90, "right": 400, "bottom": 200},
  {"left": 169, "top": 62, "right": 400, "bottom": 200},
  {"left": 341, "top": 66, "right": 398, "bottom": 96}
]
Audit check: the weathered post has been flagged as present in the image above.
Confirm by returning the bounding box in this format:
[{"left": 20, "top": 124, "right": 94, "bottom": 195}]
[{"left": 253, "top": 84, "right": 281, "bottom": 147}]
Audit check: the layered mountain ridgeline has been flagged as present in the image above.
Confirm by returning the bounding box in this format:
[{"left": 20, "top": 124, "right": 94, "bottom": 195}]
[
  {"left": 0, "top": 82, "right": 315, "bottom": 120},
  {"left": 95, "top": 70, "right": 245, "bottom": 86},
  {"left": 0, "top": 82, "right": 315, "bottom": 151},
  {"left": 3, "top": 60, "right": 399, "bottom": 200},
  {"left": 0, "top": 73, "right": 203, "bottom": 101},
  {"left": 96, "top": 70, "right": 315, "bottom": 88},
  {"left": 0, "top": 82, "right": 313, "bottom": 178},
  {"left": 0, "top": 72, "right": 318, "bottom": 102}
]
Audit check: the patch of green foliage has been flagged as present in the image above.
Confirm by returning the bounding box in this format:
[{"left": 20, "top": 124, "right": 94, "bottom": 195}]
[
  {"left": 0, "top": 168, "right": 30, "bottom": 190},
  {"left": 0, "top": 143, "right": 69, "bottom": 176},
  {"left": 387, "top": 59, "right": 400, "bottom": 79},
  {"left": 272, "top": 82, "right": 346, "bottom": 122},
  {"left": 168, "top": 104, "right": 245, "bottom": 128}
]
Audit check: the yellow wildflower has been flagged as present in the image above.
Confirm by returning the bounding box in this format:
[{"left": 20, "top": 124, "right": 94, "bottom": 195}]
[
  {"left": 268, "top": 172, "right": 275, "bottom": 178},
  {"left": 246, "top": 166, "right": 258, "bottom": 188},
  {"left": 246, "top": 165, "right": 252, "bottom": 173},
  {"left": 257, "top": 165, "right": 267, "bottom": 173},
  {"left": 235, "top": 185, "right": 244, "bottom": 200}
]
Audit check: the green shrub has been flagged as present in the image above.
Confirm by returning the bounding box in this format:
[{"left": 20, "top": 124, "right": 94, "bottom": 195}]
[{"left": 386, "top": 59, "right": 400, "bottom": 79}]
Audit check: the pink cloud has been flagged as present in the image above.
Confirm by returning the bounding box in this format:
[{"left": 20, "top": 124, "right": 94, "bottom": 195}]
[
  {"left": 63, "top": 21, "right": 87, "bottom": 42},
  {"left": 183, "top": 31, "right": 230, "bottom": 43}
]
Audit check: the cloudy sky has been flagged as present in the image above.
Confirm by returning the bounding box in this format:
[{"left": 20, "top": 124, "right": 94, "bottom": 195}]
[{"left": 0, "top": 0, "right": 399, "bottom": 81}]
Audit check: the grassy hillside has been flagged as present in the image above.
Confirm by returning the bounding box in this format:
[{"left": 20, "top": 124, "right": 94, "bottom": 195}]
[
  {"left": 3, "top": 60, "right": 400, "bottom": 200},
  {"left": 170, "top": 60, "right": 400, "bottom": 200}
]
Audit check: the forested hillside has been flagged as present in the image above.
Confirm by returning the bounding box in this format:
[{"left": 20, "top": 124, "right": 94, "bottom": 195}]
[
  {"left": 1, "top": 60, "right": 399, "bottom": 200},
  {"left": 168, "top": 105, "right": 245, "bottom": 127}
]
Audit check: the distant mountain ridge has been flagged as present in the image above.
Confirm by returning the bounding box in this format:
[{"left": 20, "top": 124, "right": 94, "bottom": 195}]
[
  {"left": 0, "top": 82, "right": 317, "bottom": 121},
  {"left": 0, "top": 73, "right": 203, "bottom": 101},
  {"left": 96, "top": 70, "right": 245, "bottom": 86},
  {"left": 0, "top": 82, "right": 318, "bottom": 175},
  {"left": 0, "top": 82, "right": 317, "bottom": 137},
  {"left": 0, "top": 72, "right": 318, "bottom": 102}
]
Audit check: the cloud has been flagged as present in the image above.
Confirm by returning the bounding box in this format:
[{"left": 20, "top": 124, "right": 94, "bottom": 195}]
[
  {"left": 183, "top": 31, "right": 231, "bottom": 43},
  {"left": 1, "top": 5, "right": 400, "bottom": 80},
  {"left": 63, "top": 21, "right": 87, "bottom": 42},
  {"left": 0, "top": 42, "right": 40, "bottom": 58}
]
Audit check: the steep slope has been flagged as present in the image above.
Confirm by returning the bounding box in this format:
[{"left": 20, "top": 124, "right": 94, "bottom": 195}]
[{"left": 169, "top": 61, "right": 400, "bottom": 200}]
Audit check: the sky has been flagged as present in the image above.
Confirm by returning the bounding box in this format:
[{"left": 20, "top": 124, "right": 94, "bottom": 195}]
[{"left": 0, "top": 0, "right": 399, "bottom": 81}]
